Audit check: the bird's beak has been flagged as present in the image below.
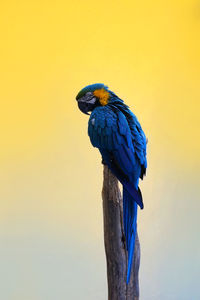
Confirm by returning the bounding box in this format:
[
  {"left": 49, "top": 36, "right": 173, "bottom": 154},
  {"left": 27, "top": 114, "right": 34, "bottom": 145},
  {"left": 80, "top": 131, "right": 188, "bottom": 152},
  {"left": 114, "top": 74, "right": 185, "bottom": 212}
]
[
  {"left": 77, "top": 95, "right": 97, "bottom": 115},
  {"left": 77, "top": 101, "right": 90, "bottom": 115}
]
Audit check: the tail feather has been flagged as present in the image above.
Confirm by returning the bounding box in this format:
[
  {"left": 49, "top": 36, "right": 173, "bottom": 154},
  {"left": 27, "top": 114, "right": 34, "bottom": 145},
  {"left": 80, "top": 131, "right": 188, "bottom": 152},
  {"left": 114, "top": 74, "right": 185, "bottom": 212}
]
[
  {"left": 123, "top": 181, "right": 144, "bottom": 209},
  {"left": 123, "top": 188, "right": 138, "bottom": 284}
]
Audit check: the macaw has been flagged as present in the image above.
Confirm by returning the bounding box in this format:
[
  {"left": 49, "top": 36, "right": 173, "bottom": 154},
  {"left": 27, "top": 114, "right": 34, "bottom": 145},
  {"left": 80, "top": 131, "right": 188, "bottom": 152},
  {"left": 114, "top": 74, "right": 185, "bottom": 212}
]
[{"left": 76, "top": 83, "right": 147, "bottom": 283}]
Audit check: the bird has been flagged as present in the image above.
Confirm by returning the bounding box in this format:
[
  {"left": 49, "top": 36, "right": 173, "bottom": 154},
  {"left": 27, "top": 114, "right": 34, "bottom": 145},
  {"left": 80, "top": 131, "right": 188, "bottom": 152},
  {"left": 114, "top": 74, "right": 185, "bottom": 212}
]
[{"left": 76, "top": 83, "right": 147, "bottom": 283}]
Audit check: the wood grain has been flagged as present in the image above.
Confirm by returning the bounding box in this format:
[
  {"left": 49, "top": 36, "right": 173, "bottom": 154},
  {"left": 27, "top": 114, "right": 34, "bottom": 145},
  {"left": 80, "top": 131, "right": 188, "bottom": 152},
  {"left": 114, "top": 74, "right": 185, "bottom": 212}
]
[{"left": 102, "top": 165, "right": 140, "bottom": 300}]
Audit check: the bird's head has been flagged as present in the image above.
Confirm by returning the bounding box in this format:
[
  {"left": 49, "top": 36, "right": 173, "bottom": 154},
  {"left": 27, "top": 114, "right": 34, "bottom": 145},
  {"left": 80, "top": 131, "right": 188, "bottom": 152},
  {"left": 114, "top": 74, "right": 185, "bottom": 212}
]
[{"left": 76, "top": 83, "right": 111, "bottom": 115}]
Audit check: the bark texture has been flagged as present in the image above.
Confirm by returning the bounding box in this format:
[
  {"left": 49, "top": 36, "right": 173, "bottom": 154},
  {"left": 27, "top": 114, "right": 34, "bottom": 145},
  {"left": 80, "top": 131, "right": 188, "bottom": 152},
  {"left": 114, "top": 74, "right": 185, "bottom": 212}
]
[{"left": 102, "top": 165, "right": 140, "bottom": 300}]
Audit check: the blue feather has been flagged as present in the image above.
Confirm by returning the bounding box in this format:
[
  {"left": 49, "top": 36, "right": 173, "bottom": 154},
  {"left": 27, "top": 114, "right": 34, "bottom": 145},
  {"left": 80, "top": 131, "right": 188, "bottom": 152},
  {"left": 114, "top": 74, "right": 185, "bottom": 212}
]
[{"left": 87, "top": 100, "right": 147, "bottom": 283}]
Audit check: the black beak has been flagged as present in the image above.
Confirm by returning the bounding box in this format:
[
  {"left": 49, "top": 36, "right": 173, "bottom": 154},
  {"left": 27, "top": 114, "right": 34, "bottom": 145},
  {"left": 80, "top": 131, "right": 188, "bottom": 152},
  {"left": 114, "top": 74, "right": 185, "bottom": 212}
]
[
  {"left": 77, "top": 95, "right": 97, "bottom": 115},
  {"left": 77, "top": 101, "right": 90, "bottom": 115}
]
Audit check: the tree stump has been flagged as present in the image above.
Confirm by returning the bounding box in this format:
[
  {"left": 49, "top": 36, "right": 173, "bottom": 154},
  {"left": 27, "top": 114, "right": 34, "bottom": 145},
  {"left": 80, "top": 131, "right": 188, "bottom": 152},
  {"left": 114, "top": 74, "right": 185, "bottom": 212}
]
[{"left": 102, "top": 165, "right": 140, "bottom": 300}]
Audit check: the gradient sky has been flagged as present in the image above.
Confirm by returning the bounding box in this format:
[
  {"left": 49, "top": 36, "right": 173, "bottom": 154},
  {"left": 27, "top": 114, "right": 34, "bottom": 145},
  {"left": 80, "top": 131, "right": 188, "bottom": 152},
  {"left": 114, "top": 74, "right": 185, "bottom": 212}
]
[{"left": 0, "top": 0, "right": 200, "bottom": 299}]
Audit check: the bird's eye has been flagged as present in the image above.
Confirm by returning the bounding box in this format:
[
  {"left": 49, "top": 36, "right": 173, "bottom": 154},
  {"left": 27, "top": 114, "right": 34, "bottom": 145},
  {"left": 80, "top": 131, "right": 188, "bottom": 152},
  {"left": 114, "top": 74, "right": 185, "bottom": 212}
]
[{"left": 85, "top": 92, "right": 92, "bottom": 96}]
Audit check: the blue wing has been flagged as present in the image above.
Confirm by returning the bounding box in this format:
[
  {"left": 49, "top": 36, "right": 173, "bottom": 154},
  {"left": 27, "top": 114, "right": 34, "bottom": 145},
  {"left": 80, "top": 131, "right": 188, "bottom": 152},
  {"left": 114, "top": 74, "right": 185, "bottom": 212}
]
[
  {"left": 88, "top": 105, "right": 143, "bottom": 206},
  {"left": 109, "top": 101, "right": 147, "bottom": 178},
  {"left": 125, "top": 110, "right": 147, "bottom": 178}
]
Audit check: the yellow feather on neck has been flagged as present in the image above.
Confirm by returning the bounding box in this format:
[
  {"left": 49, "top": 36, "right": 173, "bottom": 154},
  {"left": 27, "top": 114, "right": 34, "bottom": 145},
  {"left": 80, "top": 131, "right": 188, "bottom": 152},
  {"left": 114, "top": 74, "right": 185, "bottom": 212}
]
[{"left": 93, "top": 88, "right": 110, "bottom": 106}]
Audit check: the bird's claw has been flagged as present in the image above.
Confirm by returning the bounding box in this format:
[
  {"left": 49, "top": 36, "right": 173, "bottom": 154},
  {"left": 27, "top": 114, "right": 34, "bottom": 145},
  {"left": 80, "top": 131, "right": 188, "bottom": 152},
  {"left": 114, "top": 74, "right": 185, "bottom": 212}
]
[{"left": 101, "top": 158, "right": 107, "bottom": 165}]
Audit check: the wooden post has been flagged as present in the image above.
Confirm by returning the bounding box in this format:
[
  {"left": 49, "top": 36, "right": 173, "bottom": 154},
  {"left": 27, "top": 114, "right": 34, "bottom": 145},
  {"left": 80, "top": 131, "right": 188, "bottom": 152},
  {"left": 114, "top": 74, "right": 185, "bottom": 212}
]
[{"left": 102, "top": 165, "right": 140, "bottom": 300}]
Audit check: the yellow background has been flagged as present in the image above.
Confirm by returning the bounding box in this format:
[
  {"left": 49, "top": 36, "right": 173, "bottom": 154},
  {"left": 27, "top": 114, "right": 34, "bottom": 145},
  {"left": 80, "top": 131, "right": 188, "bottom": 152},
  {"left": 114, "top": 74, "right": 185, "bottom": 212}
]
[{"left": 0, "top": 0, "right": 200, "bottom": 299}]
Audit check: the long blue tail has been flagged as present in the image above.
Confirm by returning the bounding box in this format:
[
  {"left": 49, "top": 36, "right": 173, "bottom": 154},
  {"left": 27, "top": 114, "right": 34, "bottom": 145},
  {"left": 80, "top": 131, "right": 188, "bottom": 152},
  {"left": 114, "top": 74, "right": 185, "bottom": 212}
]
[{"left": 123, "top": 187, "right": 138, "bottom": 284}]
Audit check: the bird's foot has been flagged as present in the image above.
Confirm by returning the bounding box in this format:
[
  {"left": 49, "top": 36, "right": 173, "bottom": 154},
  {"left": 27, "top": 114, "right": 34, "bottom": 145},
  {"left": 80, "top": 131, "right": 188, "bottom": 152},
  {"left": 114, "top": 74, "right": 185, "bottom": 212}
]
[
  {"left": 101, "top": 158, "right": 107, "bottom": 165},
  {"left": 121, "top": 234, "right": 126, "bottom": 249}
]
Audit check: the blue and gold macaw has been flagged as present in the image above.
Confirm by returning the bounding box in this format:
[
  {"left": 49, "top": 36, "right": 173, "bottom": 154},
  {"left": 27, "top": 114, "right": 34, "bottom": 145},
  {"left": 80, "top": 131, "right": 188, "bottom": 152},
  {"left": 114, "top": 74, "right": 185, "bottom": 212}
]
[{"left": 76, "top": 83, "right": 147, "bottom": 283}]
